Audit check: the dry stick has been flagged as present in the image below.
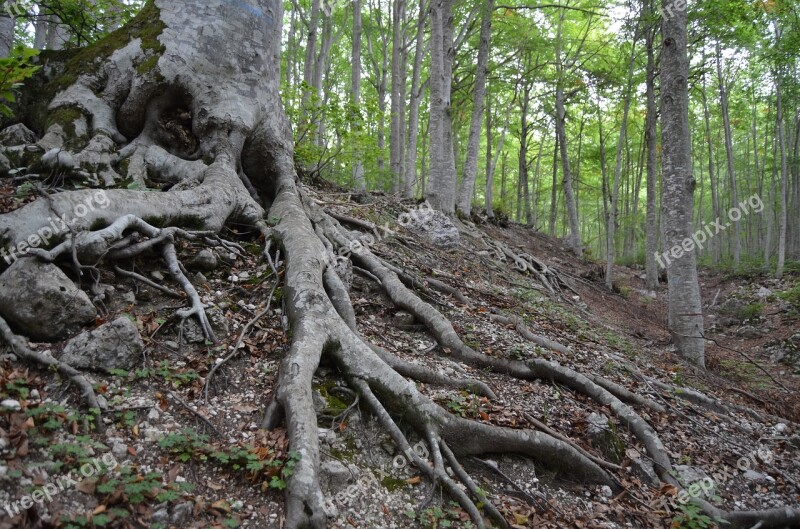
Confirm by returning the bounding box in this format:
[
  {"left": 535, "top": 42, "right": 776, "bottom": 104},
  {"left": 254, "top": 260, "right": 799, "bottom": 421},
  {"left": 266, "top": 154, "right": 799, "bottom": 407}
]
[
  {"left": 0, "top": 315, "right": 105, "bottom": 433},
  {"left": 166, "top": 390, "right": 221, "bottom": 438},
  {"left": 203, "top": 279, "right": 280, "bottom": 403},
  {"left": 352, "top": 265, "right": 382, "bottom": 285},
  {"left": 521, "top": 412, "right": 623, "bottom": 472},
  {"left": 326, "top": 210, "right": 384, "bottom": 232},
  {"left": 113, "top": 265, "right": 184, "bottom": 298}
]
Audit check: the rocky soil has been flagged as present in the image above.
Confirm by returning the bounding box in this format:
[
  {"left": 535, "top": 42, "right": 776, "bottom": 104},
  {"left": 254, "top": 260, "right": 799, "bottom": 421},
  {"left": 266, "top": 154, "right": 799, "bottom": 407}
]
[{"left": 1, "top": 173, "right": 799, "bottom": 528}]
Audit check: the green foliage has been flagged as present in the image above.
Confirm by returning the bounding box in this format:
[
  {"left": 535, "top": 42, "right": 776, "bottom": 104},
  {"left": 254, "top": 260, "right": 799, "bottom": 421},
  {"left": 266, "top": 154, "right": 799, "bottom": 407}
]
[
  {"left": 778, "top": 283, "right": 800, "bottom": 309},
  {"left": 0, "top": 45, "right": 40, "bottom": 117},
  {"left": 157, "top": 429, "right": 300, "bottom": 489},
  {"left": 129, "top": 361, "right": 200, "bottom": 388},
  {"left": 406, "top": 502, "right": 477, "bottom": 529},
  {"left": 670, "top": 502, "right": 722, "bottom": 529}
]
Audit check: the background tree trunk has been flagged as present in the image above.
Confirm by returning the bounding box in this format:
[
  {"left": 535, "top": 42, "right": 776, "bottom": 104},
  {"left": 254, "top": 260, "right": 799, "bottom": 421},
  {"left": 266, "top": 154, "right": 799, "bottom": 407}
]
[
  {"left": 660, "top": 0, "right": 705, "bottom": 367},
  {"left": 456, "top": 0, "right": 493, "bottom": 215},
  {"left": 716, "top": 41, "right": 741, "bottom": 267},
  {"left": 0, "top": 14, "right": 13, "bottom": 57},
  {"left": 645, "top": 32, "right": 660, "bottom": 292},
  {"left": 351, "top": 0, "right": 366, "bottom": 192},
  {"left": 389, "top": 0, "right": 406, "bottom": 191},
  {"left": 426, "top": 0, "right": 456, "bottom": 213},
  {"left": 403, "top": 0, "right": 426, "bottom": 198}
]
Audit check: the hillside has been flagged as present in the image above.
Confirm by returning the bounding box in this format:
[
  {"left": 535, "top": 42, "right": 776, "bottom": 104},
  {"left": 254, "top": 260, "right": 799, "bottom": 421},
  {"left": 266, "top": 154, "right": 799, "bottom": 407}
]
[{"left": 2, "top": 187, "right": 798, "bottom": 529}]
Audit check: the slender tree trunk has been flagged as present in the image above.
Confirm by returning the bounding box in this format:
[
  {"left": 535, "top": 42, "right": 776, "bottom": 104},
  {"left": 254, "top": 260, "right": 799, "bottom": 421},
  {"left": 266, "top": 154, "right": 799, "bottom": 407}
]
[
  {"left": 485, "top": 93, "right": 494, "bottom": 217},
  {"left": 33, "top": 15, "right": 48, "bottom": 49},
  {"left": 351, "top": 0, "right": 366, "bottom": 192},
  {"left": 555, "top": 87, "right": 582, "bottom": 255},
  {"left": 531, "top": 132, "right": 544, "bottom": 228},
  {"left": 606, "top": 34, "right": 637, "bottom": 290},
  {"left": 313, "top": 12, "right": 334, "bottom": 146},
  {"left": 701, "top": 70, "right": 721, "bottom": 265},
  {"left": 645, "top": 24, "right": 659, "bottom": 289},
  {"left": 519, "top": 84, "right": 532, "bottom": 225},
  {"left": 791, "top": 109, "right": 800, "bottom": 258},
  {"left": 660, "top": 0, "right": 705, "bottom": 367},
  {"left": 500, "top": 150, "right": 507, "bottom": 211},
  {"left": 716, "top": 41, "right": 741, "bottom": 267},
  {"left": 485, "top": 100, "right": 508, "bottom": 219},
  {"left": 301, "top": 0, "right": 321, "bottom": 113},
  {"left": 549, "top": 133, "right": 558, "bottom": 236},
  {"left": 389, "top": 0, "right": 406, "bottom": 191},
  {"left": 775, "top": 64, "right": 788, "bottom": 279},
  {"left": 403, "top": 0, "right": 426, "bottom": 198},
  {"left": 456, "top": 0, "right": 493, "bottom": 215}
]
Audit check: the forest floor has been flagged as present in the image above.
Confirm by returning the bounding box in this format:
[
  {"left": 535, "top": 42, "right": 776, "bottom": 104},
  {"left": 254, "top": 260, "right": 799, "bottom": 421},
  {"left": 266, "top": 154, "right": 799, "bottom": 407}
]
[{"left": 1, "top": 183, "right": 799, "bottom": 529}]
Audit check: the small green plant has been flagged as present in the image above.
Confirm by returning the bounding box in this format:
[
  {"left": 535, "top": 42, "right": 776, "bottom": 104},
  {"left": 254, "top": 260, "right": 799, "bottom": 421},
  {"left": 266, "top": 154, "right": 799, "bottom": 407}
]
[
  {"left": 671, "top": 502, "right": 720, "bottom": 529},
  {"left": 158, "top": 429, "right": 299, "bottom": 488},
  {"left": 132, "top": 361, "right": 200, "bottom": 387},
  {"left": 408, "top": 502, "right": 477, "bottom": 528},
  {"left": 737, "top": 303, "right": 764, "bottom": 322}
]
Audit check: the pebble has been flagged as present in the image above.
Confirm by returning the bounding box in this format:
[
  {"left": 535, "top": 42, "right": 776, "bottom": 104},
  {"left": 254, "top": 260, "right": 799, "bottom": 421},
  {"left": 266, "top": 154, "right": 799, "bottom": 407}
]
[
  {"left": 0, "top": 400, "right": 20, "bottom": 411},
  {"left": 148, "top": 408, "right": 160, "bottom": 421}
]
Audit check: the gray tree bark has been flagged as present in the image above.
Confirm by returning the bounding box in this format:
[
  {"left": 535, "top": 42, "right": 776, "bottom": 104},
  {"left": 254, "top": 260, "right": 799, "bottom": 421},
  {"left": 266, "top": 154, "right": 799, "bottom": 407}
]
[
  {"left": 716, "top": 42, "right": 741, "bottom": 267},
  {"left": 301, "top": 0, "right": 321, "bottom": 113},
  {"left": 351, "top": 0, "right": 366, "bottom": 192},
  {"left": 554, "top": 11, "right": 581, "bottom": 255},
  {"left": 0, "top": 13, "right": 13, "bottom": 57},
  {"left": 702, "top": 70, "right": 722, "bottom": 265},
  {"left": 402, "top": 0, "right": 426, "bottom": 198},
  {"left": 660, "top": 0, "right": 705, "bottom": 367},
  {"left": 605, "top": 33, "right": 637, "bottom": 290},
  {"left": 456, "top": 0, "right": 493, "bottom": 216},
  {"left": 775, "top": 58, "right": 788, "bottom": 279},
  {"left": 389, "top": 0, "right": 406, "bottom": 191},
  {"left": 644, "top": 5, "right": 659, "bottom": 290},
  {"left": 426, "top": 0, "right": 456, "bottom": 214}
]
